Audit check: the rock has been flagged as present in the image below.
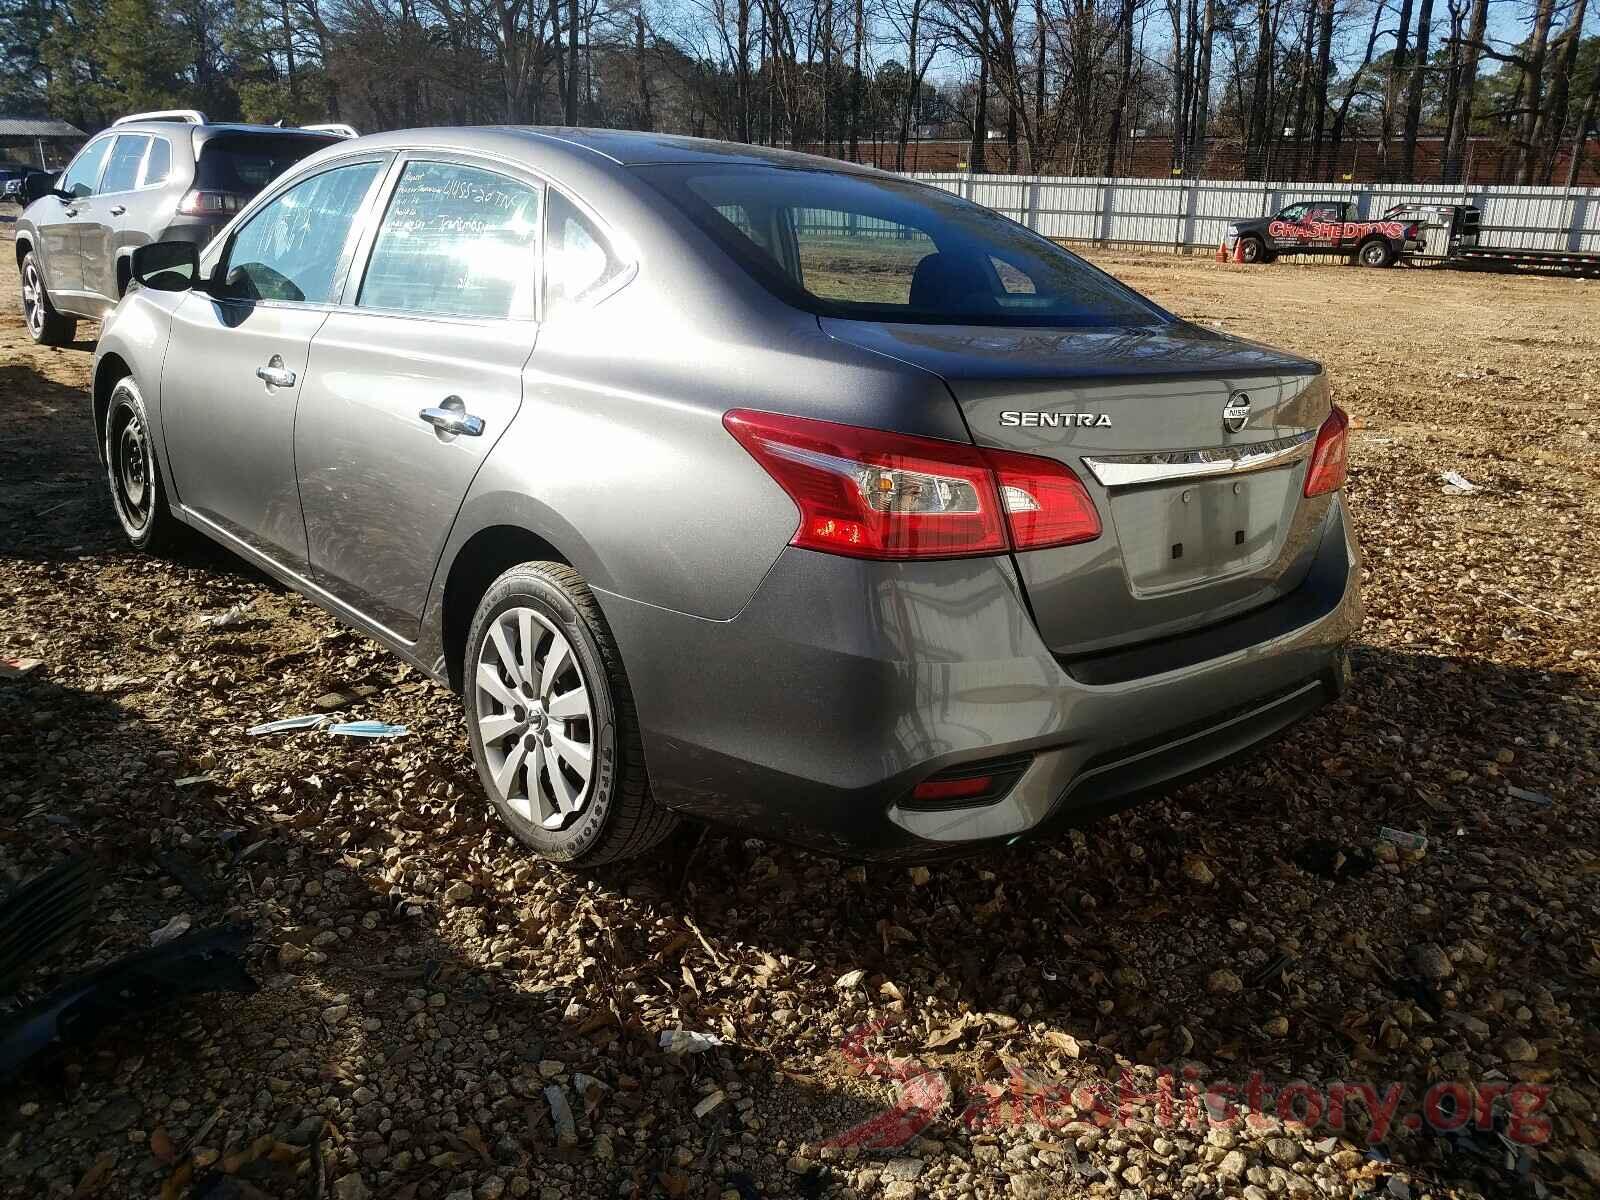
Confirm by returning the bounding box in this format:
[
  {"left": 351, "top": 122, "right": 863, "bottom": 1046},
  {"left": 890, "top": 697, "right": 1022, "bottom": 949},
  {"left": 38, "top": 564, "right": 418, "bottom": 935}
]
[
  {"left": 476, "top": 1178, "right": 507, "bottom": 1200},
  {"left": 1502, "top": 1036, "right": 1537, "bottom": 1063},
  {"left": 1571, "top": 1150, "right": 1600, "bottom": 1185},
  {"left": 835, "top": 969, "right": 867, "bottom": 990},
  {"left": 1263, "top": 1015, "right": 1289, "bottom": 1037},
  {"left": 1181, "top": 854, "right": 1214, "bottom": 885},
  {"left": 1009, "top": 1174, "right": 1049, "bottom": 1200},
  {"left": 278, "top": 943, "right": 306, "bottom": 966},
  {"left": 1206, "top": 968, "right": 1243, "bottom": 996},
  {"left": 538, "top": 1060, "right": 565, "bottom": 1079},
  {"left": 1112, "top": 967, "right": 1146, "bottom": 989},
  {"left": 1409, "top": 943, "right": 1453, "bottom": 981},
  {"left": 322, "top": 1005, "right": 348, "bottom": 1024},
  {"left": 1265, "top": 1138, "right": 1301, "bottom": 1165},
  {"left": 694, "top": 1090, "right": 726, "bottom": 1118},
  {"left": 908, "top": 866, "right": 930, "bottom": 886},
  {"left": 1218, "top": 1151, "right": 1248, "bottom": 1181},
  {"left": 884, "top": 1184, "right": 916, "bottom": 1200},
  {"left": 883, "top": 1159, "right": 925, "bottom": 1182},
  {"left": 444, "top": 881, "right": 475, "bottom": 904},
  {"left": 333, "top": 1173, "right": 370, "bottom": 1200}
]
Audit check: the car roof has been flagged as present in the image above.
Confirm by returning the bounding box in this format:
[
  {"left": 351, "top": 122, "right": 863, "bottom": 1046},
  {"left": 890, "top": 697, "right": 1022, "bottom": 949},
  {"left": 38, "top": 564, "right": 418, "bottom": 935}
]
[{"left": 347, "top": 126, "right": 887, "bottom": 174}]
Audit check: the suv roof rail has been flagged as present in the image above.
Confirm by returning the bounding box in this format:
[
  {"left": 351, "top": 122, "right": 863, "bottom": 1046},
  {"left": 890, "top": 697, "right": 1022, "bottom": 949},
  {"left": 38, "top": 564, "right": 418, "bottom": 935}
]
[
  {"left": 114, "top": 109, "right": 208, "bottom": 126},
  {"left": 303, "top": 123, "right": 359, "bottom": 138}
]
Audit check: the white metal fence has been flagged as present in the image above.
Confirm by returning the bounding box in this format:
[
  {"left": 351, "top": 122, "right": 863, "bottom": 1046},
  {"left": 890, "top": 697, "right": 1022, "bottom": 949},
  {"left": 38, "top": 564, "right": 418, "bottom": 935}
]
[{"left": 905, "top": 173, "right": 1600, "bottom": 255}]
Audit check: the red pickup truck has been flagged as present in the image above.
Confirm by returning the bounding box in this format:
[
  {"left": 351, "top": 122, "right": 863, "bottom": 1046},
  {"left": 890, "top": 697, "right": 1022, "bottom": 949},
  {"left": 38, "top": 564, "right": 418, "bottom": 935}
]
[{"left": 1224, "top": 201, "right": 1421, "bottom": 267}]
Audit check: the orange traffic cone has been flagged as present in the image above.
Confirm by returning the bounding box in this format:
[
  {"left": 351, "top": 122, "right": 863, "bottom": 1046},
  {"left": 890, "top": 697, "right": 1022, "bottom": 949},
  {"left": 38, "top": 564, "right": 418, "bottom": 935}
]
[
  {"left": 1232, "top": 238, "right": 1247, "bottom": 264},
  {"left": 1216, "top": 239, "right": 1227, "bottom": 262}
]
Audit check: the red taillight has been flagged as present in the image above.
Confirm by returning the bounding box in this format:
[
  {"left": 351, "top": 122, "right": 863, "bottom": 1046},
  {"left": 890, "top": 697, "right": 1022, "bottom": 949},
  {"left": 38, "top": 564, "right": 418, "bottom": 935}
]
[
  {"left": 984, "top": 447, "right": 1102, "bottom": 550},
  {"left": 723, "top": 410, "right": 1101, "bottom": 561},
  {"left": 1304, "top": 405, "right": 1350, "bottom": 497},
  {"left": 178, "top": 189, "right": 243, "bottom": 216}
]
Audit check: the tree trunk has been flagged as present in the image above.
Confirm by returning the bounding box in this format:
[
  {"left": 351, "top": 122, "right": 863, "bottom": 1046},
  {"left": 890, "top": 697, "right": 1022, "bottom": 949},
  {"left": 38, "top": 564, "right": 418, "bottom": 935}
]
[
  {"left": 1399, "top": 0, "right": 1434, "bottom": 180},
  {"left": 1380, "top": 0, "right": 1416, "bottom": 176},
  {"left": 1187, "top": 0, "right": 1214, "bottom": 175},
  {"left": 970, "top": 0, "right": 990, "bottom": 173},
  {"left": 1514, "top": 0, "right": 1554, "bottom": 184},
  {"left": 1442, "top": 0, "right": 1486, "bottom": 182},
  {"left": 1566, "top": 49, "right": 1600, "bottom": 187},
  {"left": 1102, "top": 0, "right": 1135, "bottom": 175},
  {"left": 848, "top": 0, "right": 862, "bottom": 158},
  {"left": 1033, "top": 0, "right": 1045, "bottom": 168},
  {"left": 1248, "top": 0, "right": 1271, "bottom": 177},
  {"left": 1533, "top": 0, "right": 1587, "bottom": 181},
  {"left": 1330, "top": 0, "right": 1386, "bottom": 178},
  {"left": 1308, "top": 0, "right": 1333, "bottom": 178}
]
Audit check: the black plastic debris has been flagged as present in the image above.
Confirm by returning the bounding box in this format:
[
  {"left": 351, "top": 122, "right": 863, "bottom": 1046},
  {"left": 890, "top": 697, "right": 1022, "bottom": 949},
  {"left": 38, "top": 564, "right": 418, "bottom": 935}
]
[
  {"left": 0, "top": 923, "right": 257, "bottom": 1078},
  {"left": 1292, "top": 838, "right": 1377, "bottom": 880},
  {"left": 0, "top": 856, "right": 97, "bottom": 995}
]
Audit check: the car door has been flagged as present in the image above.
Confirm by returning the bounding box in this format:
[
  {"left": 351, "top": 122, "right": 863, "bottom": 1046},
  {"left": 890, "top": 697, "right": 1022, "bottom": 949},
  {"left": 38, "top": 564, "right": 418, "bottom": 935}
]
[
  {"left": 1267, "top": 203, "right": 1310, "bottom": 253},
  {"left": 1302, "top": 203, "right": 1344, "bottom": 253},
  {"left": 36, "top": 135, "right": 113, "bottom": 298},
  {"left": 160, "top": 157, "right": 388, "bottom": 570},
  {"left": 294, "top": 156, "right": 544, "bottom": 640},
  {"left": 79, "top": 133, "right": 148, "bottom": 310}
]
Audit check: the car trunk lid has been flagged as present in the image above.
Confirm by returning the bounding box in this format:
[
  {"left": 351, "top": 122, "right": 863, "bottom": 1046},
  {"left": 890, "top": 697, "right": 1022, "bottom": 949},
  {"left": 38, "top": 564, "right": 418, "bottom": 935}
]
[{"left": 821, "top": 318, "right": 1334, "bottom": 657}]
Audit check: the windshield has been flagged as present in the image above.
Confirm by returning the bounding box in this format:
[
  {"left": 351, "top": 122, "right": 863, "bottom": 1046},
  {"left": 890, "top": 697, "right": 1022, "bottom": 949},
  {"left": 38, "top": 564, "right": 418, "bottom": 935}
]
[
  {"left": 196, "top": 134, "right": 336, "bottom": 197},
  {"left": 637, "top": 164, "right": 1167, "bottom": 328}
]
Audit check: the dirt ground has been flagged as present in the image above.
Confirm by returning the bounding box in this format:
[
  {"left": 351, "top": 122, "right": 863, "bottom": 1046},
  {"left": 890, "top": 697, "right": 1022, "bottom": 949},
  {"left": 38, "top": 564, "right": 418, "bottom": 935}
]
[{"left": 2, "top": 242, "right": 1598, "bottom": 1200}]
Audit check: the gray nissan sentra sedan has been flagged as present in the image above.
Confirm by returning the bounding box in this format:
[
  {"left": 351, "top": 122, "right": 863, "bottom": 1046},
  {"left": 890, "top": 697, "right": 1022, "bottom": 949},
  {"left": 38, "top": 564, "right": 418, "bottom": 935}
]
[{"left": 90, "top": 127, "right": 1362, "bottom": 865}]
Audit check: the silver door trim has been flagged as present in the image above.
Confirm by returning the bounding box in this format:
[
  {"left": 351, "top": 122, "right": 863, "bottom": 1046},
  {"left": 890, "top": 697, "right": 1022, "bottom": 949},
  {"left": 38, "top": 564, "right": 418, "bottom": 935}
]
[{"left": 1081, "top": 428, "right": 1317, "bottom": 489}]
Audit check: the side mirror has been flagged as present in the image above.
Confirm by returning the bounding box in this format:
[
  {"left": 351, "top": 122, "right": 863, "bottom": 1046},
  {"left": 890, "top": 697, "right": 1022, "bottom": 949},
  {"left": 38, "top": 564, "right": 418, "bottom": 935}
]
[
  {"left": 130, "top": 240, "right": 200, "bottom": 292},
  {"left": 21, "top": 172, "right": 59, "bottom": 204}
]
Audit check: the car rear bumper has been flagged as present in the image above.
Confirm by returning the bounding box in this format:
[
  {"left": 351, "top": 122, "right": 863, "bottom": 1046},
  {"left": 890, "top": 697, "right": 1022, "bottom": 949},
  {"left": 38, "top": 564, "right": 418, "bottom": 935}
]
[{"left": 597, "top": 494, "right": 1363, "bottom": 859}]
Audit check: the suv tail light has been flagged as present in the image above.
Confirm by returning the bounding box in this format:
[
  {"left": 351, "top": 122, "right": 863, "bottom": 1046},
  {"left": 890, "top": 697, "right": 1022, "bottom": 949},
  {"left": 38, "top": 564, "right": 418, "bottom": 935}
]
[
  {"left": 1303, "top": 405, "right": 1350, "bottom": 497},
  {"left": 723, "top": 410, "right": 1101, "bottom": 560},
  {"left": 177, "top": 189, "right": 243, "bottom": 216}
]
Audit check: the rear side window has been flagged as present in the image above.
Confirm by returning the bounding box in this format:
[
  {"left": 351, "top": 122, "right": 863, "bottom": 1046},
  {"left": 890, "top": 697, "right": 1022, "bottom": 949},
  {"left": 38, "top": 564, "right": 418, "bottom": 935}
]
[
  {"left": 544, "top": 189, "right": 628, "bottom": 319},
  {"left": 61, "top": 137, "right": 113, "bottom": 198},
  {"left": 197, "top": 134, "right": 336, "bottom": 198},
  {"left": 641, "top": 164, "right": 1163, "bottom": 328},
  {"left": 99, "top": 135, "right": 149, "bottom": 194},
  {"left": 142, "top": 138, "right": 171, "bottom": 187},
  {"left": 221, "top": 161, "right": 381, "bottom": 304},
  {"left": 358, "top": 160, "right": 542, "bottom": 320}
]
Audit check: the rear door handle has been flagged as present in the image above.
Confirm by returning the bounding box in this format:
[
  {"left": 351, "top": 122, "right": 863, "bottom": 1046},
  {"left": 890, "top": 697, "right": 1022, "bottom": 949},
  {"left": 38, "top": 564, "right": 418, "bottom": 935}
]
[
  {"left": 420, "top": 401, "right": 485, "bottom": 437},
  {"left": 256, "top": 363, "right": 296, "bottom": 388},
  {"left": 109, "top": 205, "right": 126, "bottom": 216}
]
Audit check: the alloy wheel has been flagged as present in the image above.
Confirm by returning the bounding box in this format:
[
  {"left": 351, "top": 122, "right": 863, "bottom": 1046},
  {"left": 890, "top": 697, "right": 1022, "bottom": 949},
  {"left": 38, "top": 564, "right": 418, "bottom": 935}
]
[
  {"left": 475, "top": 606, "right": 595, "bottom": 830},
  {"left": 21, "top": 260, "right": 44, "bottom": 338}
]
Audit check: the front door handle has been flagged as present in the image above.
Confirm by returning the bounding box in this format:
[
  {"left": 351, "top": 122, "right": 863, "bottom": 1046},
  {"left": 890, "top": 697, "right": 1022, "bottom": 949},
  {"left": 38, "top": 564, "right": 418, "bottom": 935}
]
[
  {"left": 256, "top": 359, "right": 296, "bottom": 388},
  {"left": 420, "top": 399, "right": 485, "bottom": 437},
  {"left": 64, "top": 207, "right": 79, "bottom": 217},
  {"left": 109, "top": 204, "right": 126, "bottom": 216}
]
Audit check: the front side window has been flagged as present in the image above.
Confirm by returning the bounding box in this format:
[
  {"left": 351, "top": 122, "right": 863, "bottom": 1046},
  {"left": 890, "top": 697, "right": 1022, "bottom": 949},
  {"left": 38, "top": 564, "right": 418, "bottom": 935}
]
[
  {"left": 640, "top": 165, "right": 1164, "bottom": 328},
  {"left": 61, "top": 137, "right": 113, "bottom": 198},
  {"left": 221, "top": 161, "right": 382, "bottom": 304},
  {"left": 99, "top": 135, "right": 150, "bottom": 195},
  {"left": 1278, "top": 203, "right": 1309, "bottom": 222},
  {"left": 359, "top": 160, "right": 541, "bottom": 320},
  {"left": 545, "top": 189, "right": 628, "bottom": 319}
]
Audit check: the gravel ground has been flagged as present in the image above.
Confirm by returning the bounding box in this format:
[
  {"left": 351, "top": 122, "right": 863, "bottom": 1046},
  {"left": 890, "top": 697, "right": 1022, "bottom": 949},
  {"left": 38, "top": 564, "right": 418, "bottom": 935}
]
[{"left": 2, "top": 247, "right": 1598, "bottom": 1200}]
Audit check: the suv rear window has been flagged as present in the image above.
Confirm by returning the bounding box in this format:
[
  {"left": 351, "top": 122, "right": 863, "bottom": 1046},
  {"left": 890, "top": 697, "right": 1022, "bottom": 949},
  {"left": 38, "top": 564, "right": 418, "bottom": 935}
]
[
  {"left": 196, "top": 134, "right": 336, "bottom": 197},
  {"left": 637, "top": 163, "right": 1165, "bottom": 328}
]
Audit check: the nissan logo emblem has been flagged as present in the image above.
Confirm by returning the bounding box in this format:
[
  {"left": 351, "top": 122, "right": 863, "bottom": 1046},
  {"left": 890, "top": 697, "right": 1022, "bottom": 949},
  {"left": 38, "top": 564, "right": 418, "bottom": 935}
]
[{"left": 1222, "top": 393, "right": 1251, "bottom": 433}]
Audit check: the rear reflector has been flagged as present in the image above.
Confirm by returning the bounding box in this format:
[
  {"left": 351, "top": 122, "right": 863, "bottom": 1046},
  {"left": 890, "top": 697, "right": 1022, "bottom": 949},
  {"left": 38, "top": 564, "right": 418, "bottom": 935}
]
[
  {"left": 1303, "top": 405, "right": 1350, "bottom": 497},
  {"left": 723, "top": 409, "right": 1101, "bottom": 560},
  {"left": 905, "top": 753, "right": 1033, "bottom": 810}
]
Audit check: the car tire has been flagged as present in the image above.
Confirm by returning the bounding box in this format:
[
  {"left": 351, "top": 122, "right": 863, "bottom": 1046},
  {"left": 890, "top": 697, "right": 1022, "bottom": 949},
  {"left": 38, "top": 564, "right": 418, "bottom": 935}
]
[
  {"left": 20, "top": 251, "right": 76, "bottom": 346},
  {"left": 464, "top": 561, "right": 677, "bottom": 866},
  {"left": 1238, "top": 235, "right": 1268, "bottom": 264},
  {"left": 104, "top": 376, "right": 185, "bottom": 554},
  {"left": 1358, "top": 239, "right": 1395, "bottom": 268}
]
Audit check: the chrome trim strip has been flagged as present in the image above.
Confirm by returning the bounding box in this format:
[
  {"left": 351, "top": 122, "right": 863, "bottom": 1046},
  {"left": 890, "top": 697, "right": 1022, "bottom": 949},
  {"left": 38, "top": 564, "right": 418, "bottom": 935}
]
[{"left": 1081, "top": 428, "right": 1317, "bottom": 488}]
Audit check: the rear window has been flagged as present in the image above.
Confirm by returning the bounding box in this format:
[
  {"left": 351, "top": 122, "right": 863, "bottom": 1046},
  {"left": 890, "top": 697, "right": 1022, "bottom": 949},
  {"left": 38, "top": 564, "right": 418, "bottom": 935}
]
[
  {"left": 197, "top": 134, "right": 336, "bottom": 197},
  {"left": 637, "top": 164, "right": 1165, "bottom": 328}
]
